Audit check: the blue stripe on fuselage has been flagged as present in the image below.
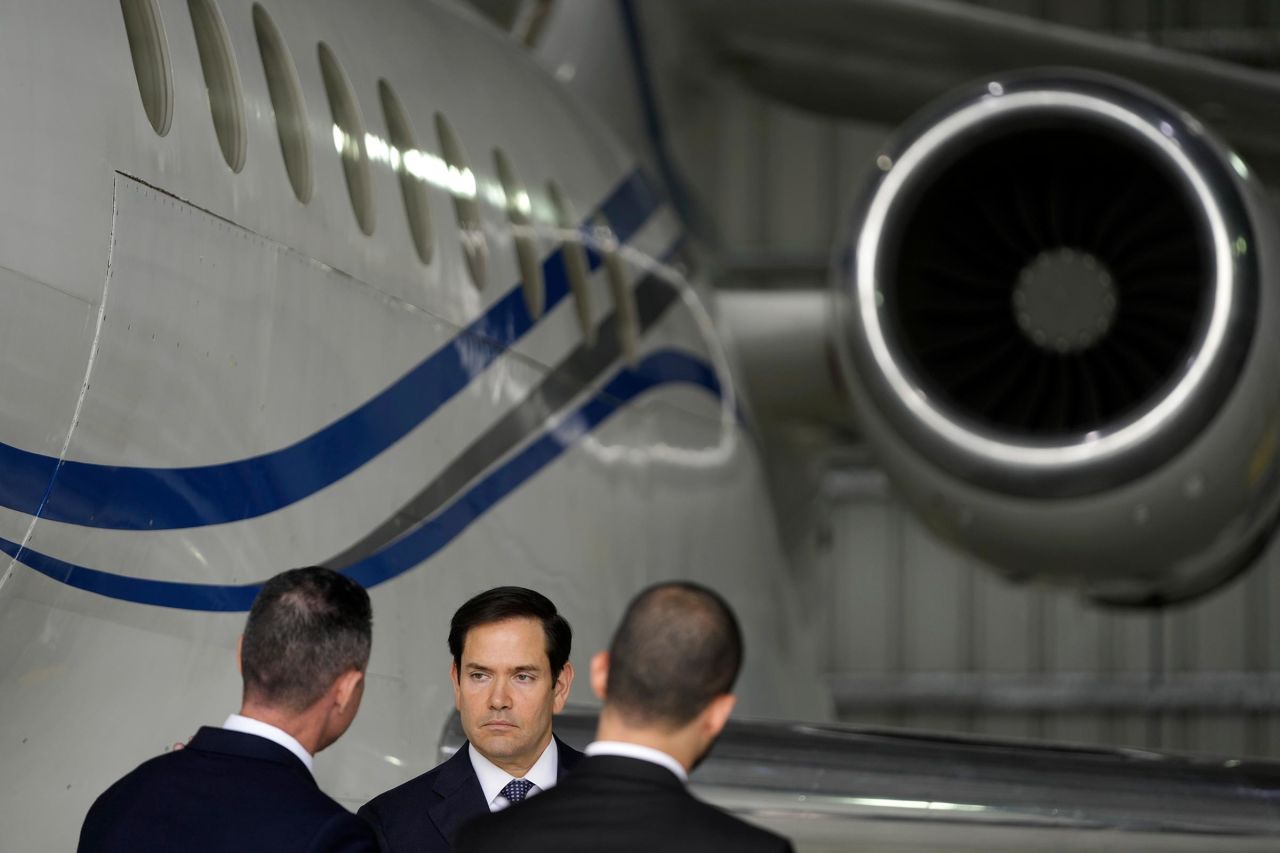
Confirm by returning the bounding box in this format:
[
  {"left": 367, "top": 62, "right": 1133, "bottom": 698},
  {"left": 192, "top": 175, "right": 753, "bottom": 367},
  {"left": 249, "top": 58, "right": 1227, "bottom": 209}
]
[
  {"left": 2, "top": 349, "right": 724, "bottom": 611},
  {"left": 0, "top": 170, "right": 662, "bottom": 531}
]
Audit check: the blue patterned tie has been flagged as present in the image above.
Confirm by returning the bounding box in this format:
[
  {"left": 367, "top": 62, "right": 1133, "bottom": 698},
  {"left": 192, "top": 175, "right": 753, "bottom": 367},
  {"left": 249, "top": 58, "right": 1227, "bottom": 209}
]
[{"left": 500, "top": 778, "right": 534, "bottom": 804}]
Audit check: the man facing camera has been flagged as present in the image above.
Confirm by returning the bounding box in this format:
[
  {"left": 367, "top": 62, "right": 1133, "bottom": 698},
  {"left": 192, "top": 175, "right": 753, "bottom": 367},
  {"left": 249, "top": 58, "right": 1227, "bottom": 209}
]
[
  {"left": 359, "top": 587, "right": 582, "bottom": 852},
  {"left": 456, "top": 581, "right": 794, "bottom": 853},
  {"left": 78, "top": 566, "right": 377, "bottom": 852}
]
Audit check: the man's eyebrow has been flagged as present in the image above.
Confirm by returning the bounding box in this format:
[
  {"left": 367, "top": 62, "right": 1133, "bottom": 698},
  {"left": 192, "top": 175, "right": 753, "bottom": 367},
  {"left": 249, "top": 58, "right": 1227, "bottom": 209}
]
[{"left": 463, "top": 662, "right": 544, "bottom": 673}]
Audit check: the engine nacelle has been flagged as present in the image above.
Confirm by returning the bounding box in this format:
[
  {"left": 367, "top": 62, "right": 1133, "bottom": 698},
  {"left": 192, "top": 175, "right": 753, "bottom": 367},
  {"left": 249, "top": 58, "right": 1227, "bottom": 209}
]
[{"left": 837, "top": 70, "right": 1280, "bottom": 604}]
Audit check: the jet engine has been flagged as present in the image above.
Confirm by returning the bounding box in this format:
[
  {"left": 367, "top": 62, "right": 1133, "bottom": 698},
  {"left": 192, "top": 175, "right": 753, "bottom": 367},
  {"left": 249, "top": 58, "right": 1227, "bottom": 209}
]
[{"left": 836, "top": 70, "right": 1280, "bottom": 604}]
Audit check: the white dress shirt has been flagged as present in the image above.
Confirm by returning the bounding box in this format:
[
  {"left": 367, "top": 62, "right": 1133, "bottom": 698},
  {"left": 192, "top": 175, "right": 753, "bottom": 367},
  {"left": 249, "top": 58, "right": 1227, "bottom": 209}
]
[
  {"left": 469, "top": 737, "right": 560, "bottom": 812},
  {"left": 222, "top": 713, "right": 314, "bottom": 774},
  {"left": 584, "top": 740, "right": 688, "bottom": 782}
]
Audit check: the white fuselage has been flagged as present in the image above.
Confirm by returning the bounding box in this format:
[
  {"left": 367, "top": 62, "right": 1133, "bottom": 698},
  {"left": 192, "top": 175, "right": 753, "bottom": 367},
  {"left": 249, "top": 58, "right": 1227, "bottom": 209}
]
[{"left": 0, "top": 1, "right": 827, "bottom": 848}]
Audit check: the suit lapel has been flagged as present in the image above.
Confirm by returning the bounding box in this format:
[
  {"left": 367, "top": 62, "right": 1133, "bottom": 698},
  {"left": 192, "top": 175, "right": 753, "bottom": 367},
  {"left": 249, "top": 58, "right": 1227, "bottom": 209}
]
[
  {"left": 428, "top": 735, "right": 583, "bottom": 841},
  {"left": 427, "top": 746, "right": 489, "bottom": 843}
]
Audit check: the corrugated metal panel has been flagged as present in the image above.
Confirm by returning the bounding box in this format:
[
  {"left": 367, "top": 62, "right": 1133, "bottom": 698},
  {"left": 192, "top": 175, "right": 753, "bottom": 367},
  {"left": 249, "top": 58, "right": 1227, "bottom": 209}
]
[
  {"left": 827, "top": 500, "right": 902, "bottom": 728},
  {"left": 689, "top": 84, "right": 886, "bottom": 287},
  {"left": 825, "top": 494, "right": 1280, "bottom": 758}
]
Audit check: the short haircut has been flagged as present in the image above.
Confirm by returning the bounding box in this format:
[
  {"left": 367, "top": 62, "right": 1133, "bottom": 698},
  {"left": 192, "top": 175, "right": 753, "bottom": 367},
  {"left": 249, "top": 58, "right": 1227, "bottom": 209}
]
[
  {"left": 240, "top": 567, "right": 372, "bottom": 712},
  {"left": 448, "top": 587, "right": 572, "bottom": 680},
  {"left": 605, "top": 581, "right": 743, "bottom": 728}
]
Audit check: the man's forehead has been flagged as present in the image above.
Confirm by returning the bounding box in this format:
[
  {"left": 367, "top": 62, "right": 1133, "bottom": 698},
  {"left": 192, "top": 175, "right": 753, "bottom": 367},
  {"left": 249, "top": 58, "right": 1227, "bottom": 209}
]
[{"left": 460, "top": 617, "right": 550, "bottom": 667}]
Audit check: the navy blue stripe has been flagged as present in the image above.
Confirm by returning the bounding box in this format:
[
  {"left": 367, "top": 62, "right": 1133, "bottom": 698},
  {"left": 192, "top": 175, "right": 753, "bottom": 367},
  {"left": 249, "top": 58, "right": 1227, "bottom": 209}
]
[
  {"left": 0, "top": 170, "right": 661, "bottom": 531},
  {"left": 3, "top": 349, "right": 723, "bottom": 611}
]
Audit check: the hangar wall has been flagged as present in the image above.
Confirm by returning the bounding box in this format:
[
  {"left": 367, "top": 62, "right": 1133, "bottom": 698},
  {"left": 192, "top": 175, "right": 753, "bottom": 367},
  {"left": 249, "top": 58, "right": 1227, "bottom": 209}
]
[{"left": 823, "top": 490, "right": 1280, "bottom": 758}]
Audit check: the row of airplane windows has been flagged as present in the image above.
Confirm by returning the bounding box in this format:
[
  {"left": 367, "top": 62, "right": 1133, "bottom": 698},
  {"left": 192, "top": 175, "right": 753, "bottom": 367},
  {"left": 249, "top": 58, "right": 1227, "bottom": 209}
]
[{"left": 120, "top": 0, "right": 640, "bottom": 348}]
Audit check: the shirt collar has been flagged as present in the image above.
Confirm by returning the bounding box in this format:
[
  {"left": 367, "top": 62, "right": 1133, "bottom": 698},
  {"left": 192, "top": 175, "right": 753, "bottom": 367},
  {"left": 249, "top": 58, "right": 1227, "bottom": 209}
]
[
  {"left": 222, "top": 713, "right": 314, "bottom": 774},
  {"left": 584, "top": 741, "right": 689, "bottom": 782},
  {"left": 469, "top": 737, "right": 560, "bottom": 811}
]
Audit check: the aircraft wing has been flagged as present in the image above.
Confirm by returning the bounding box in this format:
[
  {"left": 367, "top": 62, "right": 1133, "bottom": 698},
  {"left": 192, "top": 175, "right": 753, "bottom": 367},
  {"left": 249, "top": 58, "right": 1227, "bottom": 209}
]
[{"left": 684, "top": 0, "right": 1280, "bottom": 177}]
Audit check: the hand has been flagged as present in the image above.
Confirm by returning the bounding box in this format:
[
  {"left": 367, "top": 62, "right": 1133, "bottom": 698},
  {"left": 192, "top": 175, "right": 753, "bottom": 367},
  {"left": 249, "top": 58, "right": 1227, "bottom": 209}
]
[{"left": 165, "top": 735, "right": 194, "bottom": 752}]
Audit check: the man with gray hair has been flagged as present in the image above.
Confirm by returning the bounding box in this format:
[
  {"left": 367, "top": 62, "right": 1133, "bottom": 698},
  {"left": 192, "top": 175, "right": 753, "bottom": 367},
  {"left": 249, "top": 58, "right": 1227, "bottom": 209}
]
[
  {"left": 79, "top": 566, "right": 378, "bottom": 852},
  {"left": 456, "top": 581, "right": 793, "bottom": 852}
]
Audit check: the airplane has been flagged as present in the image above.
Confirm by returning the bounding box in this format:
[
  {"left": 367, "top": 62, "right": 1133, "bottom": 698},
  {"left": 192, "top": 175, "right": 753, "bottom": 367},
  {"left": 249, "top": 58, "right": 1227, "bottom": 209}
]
[{"left": 0, "top": 0, "right": 1277, "bottom": 850}]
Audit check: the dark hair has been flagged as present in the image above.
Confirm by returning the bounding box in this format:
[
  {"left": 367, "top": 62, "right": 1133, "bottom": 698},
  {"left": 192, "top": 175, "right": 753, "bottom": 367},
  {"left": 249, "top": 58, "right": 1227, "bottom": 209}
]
[
  {"left": 448, "top": 587, "right": 572, "bottom": 680},
  {"left": 605, "top": 581, "right": 743, "bottom": 727},
  {"left": 240, "top": 567, "right": 372, "bottom": 711}
]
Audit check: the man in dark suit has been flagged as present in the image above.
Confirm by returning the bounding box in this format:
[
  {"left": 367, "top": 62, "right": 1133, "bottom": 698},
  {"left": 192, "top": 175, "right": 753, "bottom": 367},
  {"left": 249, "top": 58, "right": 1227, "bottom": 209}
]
[
  {"left": 456, "top": 581, "right": 794, "bottom": 853},
  {"left": 359, "top": 587, "right": 583, "bottom": 852},
  {"left": 78, "top": 566, "right": 378, "bottom": 852}
]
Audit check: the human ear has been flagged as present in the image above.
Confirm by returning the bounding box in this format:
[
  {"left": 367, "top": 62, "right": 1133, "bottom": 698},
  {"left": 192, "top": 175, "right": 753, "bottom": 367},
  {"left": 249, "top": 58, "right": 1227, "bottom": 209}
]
[
  {"left": 589, "top": 651, "right": 609, "bottom": 700},
  {"left": 335, "top": 670, "right": 364, "bottom": 713},
  {"left": 552, "top": 661, "right": 575, "bottom": 712},
  {"left": 703, "top": 693, "right": 736, "bottom": 740}
]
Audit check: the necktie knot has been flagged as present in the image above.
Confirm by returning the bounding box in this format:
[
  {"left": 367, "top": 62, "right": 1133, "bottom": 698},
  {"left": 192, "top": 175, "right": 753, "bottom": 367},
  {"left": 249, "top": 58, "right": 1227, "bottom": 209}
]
[{"left": 500, "top": 778, "right": 534, "bottom": 804}]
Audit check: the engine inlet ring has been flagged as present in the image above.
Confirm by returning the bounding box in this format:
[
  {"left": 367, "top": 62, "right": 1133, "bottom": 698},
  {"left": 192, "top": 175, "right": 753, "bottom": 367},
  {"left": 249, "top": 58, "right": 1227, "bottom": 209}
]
[{"left": 842, "top": 71, "right": 1258, "bottom": 498}]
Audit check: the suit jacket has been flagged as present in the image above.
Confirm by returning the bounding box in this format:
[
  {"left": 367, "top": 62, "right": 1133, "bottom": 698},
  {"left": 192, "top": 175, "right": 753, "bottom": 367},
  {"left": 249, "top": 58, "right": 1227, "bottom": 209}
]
[
  {"left": 358, "top": 735, "right": 583, "bottom": 853},
  {"left": 78, "top": 726, "right": 376, "bottom": 853},
  {"left": 454, "top": 754, "right": 793, "bottom": 853}
]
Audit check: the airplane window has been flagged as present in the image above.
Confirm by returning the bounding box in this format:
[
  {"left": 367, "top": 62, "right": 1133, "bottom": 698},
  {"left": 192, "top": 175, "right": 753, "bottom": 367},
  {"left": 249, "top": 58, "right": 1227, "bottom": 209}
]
[
  {"left": 494, "top": 149, "right": 544, "bottom": 318},
  {"left": 252, "top": 4, "right": 310, "bottom": 202},
  {"left": 547, "top": 181, "right": 593, "bottom": 345},
  {"left": 318, "top": 42, "right": 374, "bottom": 235},
  {"left": 188, "top": 0, "right": 246, "bottom": 172},
  {"left": 434, "top": 113, "right": 487, "bottom": 290},
  {"left": 120, "top": 0, "right": 173, "bottom": 136},
  {"left": 593, "top": 213, "right": 638, "bottom": 362},
  {"left": 378, "top": 80, "right": 433, "bottom": 265}
]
